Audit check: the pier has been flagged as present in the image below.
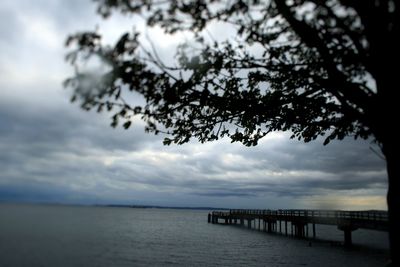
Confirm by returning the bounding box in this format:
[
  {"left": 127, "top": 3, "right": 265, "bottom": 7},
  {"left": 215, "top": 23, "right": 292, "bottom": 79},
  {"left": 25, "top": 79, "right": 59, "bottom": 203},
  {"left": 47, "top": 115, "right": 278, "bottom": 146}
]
[{"left": 208, "top": 209, "right": 388, "bottom": 246}]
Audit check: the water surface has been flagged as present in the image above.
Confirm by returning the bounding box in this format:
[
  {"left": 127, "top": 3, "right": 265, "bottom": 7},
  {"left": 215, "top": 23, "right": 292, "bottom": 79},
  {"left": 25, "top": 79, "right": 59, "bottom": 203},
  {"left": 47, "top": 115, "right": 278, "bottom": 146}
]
[{"left": 0, "top": 203, "right": 389, "bottom": 266}]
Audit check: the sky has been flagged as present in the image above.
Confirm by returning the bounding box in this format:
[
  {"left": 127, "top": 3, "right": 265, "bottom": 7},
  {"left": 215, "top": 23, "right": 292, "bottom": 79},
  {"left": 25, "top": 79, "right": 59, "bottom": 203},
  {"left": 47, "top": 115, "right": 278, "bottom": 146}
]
[{"left": 0, "top": 0, "right": 388, "bottom": 210}]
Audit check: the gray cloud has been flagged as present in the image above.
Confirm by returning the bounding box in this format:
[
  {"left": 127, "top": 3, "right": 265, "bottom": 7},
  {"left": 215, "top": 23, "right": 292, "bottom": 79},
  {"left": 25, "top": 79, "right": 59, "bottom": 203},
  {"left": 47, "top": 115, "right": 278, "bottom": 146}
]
[{"left": 0, "top": 0, "right": 388, "bottom": 210}]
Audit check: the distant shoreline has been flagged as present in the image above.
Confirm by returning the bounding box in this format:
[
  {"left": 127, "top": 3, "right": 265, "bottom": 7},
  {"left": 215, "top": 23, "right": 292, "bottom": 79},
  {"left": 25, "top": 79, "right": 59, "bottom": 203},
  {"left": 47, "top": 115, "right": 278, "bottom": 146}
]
[
  {"left": 0, "top": 201, "right": 228, "bottom": 211},
  {"left": 101, "top": 204, "right": 229, "bottom": 211}
]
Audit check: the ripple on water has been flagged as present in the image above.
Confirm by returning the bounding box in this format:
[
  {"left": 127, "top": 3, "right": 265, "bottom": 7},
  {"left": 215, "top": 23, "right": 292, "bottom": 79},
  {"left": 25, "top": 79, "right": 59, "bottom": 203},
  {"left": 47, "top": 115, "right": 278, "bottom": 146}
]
[{"left": 0, "top": 204, "right": 390, "bottom": 267}]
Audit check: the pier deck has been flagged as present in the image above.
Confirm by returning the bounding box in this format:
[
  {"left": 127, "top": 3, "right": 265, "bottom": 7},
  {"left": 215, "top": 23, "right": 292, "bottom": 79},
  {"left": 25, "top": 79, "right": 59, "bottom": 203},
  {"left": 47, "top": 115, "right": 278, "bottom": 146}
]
[{"left": 208, "top": 209, "right": 388, "bottom": 246}]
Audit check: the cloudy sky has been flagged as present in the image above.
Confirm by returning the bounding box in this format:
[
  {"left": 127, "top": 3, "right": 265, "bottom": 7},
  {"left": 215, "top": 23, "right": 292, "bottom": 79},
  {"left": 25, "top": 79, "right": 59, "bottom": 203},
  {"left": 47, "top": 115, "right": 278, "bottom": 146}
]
[{"left": 0, "top": 0, "right": 388, "bottom": 210}]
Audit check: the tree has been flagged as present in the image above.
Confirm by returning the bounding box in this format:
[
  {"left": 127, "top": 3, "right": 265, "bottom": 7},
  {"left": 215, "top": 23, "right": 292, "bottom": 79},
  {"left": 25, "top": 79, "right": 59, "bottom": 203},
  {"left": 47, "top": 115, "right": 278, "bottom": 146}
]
[{"left": 65, "top": 0, "right": 399, "bottom": 263}]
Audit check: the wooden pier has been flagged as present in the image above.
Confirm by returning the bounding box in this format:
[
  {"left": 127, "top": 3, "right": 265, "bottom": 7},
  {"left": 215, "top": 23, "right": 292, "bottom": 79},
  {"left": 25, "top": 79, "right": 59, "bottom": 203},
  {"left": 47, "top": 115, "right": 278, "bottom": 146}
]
[{"left": 208, "top": 209, "right": 388, "bottom": 246}]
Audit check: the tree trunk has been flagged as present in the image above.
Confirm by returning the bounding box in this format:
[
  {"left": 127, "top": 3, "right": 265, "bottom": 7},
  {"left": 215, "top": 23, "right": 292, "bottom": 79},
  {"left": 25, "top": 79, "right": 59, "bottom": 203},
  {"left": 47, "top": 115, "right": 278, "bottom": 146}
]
[{"left": 383, "top": 140, "right": 400, "bottom": 265}]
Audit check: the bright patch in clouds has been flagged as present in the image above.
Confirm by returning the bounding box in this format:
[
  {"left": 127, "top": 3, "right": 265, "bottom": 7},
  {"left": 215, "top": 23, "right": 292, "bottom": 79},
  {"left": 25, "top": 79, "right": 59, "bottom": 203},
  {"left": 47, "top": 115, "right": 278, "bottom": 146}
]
[
  {"left": 20, "top": 13, "right": 61, "bottom": 50},
  {"left": 302, "top": 193, "right": 386, "bottom": 210}
]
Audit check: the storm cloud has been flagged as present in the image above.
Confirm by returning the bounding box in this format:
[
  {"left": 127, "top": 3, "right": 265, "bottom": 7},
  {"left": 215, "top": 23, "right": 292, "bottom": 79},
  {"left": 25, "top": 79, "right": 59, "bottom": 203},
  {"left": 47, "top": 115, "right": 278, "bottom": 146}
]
[{"left": 0, "top": 0, "right": 387, "bottom": 210}]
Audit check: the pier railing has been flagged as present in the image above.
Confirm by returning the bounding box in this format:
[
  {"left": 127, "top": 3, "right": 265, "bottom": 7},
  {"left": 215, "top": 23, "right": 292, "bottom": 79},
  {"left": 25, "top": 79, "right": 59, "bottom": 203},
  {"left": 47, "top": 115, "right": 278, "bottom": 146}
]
[{"left": 225, "top": 209, "right": 388, "bottom": 221}]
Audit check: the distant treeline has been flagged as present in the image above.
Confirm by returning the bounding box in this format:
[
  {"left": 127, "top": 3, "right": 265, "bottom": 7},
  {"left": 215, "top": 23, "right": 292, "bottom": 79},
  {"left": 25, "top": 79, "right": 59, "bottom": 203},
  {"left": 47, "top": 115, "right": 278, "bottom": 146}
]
[{"left": 102, "top": 204, "right": 229, "bottom": 211}]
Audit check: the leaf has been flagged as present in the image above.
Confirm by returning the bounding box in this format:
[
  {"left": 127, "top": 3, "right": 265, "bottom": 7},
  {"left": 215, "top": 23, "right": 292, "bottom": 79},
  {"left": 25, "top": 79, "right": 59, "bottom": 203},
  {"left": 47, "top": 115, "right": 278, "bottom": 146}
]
[
  {"left": 323, "top": 137, "right": 331, "bottom": 146},
  {"left": 106, "top": 102, "right": 113, "bottom": 111},
  {"left": 97, "top": 103, "right": 104, "bottom": 113},
  {"left": 123, "top": 121, "right": 132, "bottom": 129},
  {"left": 163, "top": 138, "right": 172, "bottom": 145},
  {"left": 70, "top": 95, "right": 77, "bottom": 103},
  {"left": 111, "top": 114, "right": 118, "bottom": 128},
  {"left": 114, "top": 33, "right": 129, "bottom": 55}
]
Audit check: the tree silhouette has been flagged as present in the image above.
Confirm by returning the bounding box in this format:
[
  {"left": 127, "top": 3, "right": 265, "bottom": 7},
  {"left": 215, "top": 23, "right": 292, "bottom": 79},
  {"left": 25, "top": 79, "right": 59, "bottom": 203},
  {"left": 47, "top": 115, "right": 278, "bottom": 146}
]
[{"left": 65, "top": 0, "right": 399, "bottom": 263}]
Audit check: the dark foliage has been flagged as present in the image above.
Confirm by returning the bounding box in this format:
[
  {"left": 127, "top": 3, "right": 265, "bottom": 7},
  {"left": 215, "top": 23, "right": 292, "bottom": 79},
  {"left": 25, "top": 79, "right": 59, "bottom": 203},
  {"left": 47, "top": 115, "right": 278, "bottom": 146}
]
[{"left": 65, "top": 0, "right": 398, "bottom": 147}]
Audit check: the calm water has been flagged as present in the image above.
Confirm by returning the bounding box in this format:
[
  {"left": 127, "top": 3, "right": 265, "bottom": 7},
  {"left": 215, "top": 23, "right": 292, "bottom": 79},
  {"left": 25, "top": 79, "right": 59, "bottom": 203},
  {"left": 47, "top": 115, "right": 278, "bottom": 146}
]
[{"left": 0, "top": 203, "right": 390, "bottom": 266}]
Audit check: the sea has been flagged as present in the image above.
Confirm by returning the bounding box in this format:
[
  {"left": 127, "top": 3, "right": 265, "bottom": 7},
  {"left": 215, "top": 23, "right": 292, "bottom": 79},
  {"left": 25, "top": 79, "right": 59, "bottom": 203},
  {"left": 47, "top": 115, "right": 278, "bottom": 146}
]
[{"left": 0, "top": 203, "right": 390, "bottom": 266}]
